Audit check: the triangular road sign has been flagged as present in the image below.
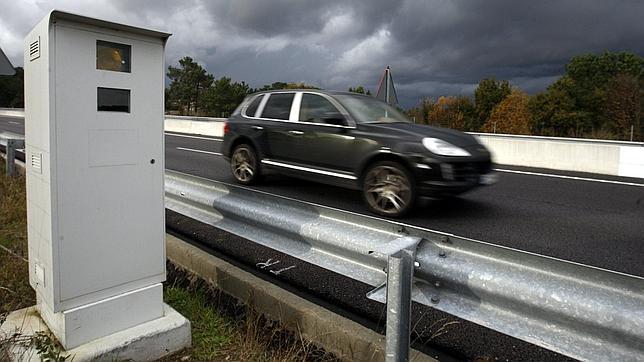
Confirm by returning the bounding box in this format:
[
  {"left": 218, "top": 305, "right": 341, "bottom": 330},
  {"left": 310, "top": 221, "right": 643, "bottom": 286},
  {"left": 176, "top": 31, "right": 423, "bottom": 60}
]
[{"left": 375, "top": 66, "right": 398, "bottom": 106}]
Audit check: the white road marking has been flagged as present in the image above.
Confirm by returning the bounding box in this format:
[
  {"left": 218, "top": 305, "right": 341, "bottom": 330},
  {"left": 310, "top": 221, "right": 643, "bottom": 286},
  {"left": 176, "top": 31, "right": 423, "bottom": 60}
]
[
  {"left": 495, "top": 168, "right": 644, "bottom": 187},
  {"left": 165, "top": 132, "right": 222, "bottom": 141},
  {"left": 176, "top": 147, "right": 222, "bottom": 156}
]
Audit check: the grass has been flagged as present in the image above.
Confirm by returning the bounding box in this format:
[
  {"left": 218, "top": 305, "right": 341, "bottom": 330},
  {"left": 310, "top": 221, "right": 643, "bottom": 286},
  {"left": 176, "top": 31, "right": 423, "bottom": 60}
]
[
  {"left": 0, "top": 163, "right": 33, "bottom": 321},
  {"left": 164, "top": 285, "right": 231, "bottom": 360},
  {"left": 0, "top": 162, "right": 334, "bottom": 361},
  {"left": 0, "top": 163, "right": 47, "bottom": 361},
  {"left": 164, "top": 264, "right": 337, "bottom": 361}
]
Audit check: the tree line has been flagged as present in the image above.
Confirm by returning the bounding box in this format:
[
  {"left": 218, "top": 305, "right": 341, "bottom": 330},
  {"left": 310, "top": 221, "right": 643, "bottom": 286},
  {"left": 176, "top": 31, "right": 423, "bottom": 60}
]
[
  {"left": 165, "top": 56, "right": 323, "bottom": 117},
  {"left": 0, "top": 67, "right": 23, "bottom": 108},
  {"left": 165, "top": 56, "right": 375, "bottom": 117},
  {"left": 406, "top": 51, "right": 643, "bottom": 141},
  {"left": 1, "top": 51, "right": 641, "bottom": 141}
]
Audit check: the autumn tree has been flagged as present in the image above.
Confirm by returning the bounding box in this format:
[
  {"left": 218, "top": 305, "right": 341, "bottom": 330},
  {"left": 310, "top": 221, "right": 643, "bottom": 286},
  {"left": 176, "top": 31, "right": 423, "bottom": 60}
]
[
  {"left": 474, "top": 78, "right": 511, "bottom": 131},
  {"left": 483, "top": 90, "right": 531, "bottom": 134},
  {"left": 529, "top": 51, "right": 643, "bottom": 139},
  {"left": 454, "top": 96, "right": 476, "bottom": 131},
  {"left": 604, "top": 73, "right": 642, "bottom": 141},
  {"left": 405, "top": 97, "right": 433, "bottom": 124},
  {"left": 565, "top": 51, "right": 643, "bottom": 129},
  {"left": 426, "top": 96, "right": 475, "bottom": 130},
  {"left": 428, "top": 97, "right": 461, "bottom": 129},
  {"left": 528, "top": 79, "right": 585, "bottom": 137},
  {"left": 167, "top": 57, "right": 213, "bottom": 115}
]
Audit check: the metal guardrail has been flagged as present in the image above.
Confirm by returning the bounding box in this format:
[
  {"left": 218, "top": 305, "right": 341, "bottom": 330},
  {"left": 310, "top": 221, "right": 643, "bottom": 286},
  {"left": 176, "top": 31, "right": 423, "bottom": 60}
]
[
  {"left": 165, "top": 170, "right": 644, "bottom": 361},
  {"left": 0, "top": 132, "right": 25, "bottom": 176}
]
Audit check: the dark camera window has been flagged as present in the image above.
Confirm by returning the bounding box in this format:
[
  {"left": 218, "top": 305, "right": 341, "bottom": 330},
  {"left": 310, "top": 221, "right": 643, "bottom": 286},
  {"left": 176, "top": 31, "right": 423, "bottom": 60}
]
[
  {"left": 97, "top": 87, "right": 130, "bottom": 112},
  {"left": 261, "top": 93, "right": 294, "bottom": 120},
  {"left": 96, "top": 40, "right": 131, "bottom": 72},
  {"left": 244, "top": 95, "right": 262, "bottom": 117}
]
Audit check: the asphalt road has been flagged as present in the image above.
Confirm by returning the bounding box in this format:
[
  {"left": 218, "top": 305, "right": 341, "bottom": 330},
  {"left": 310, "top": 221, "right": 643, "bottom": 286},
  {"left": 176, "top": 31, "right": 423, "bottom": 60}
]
[
  {"left": 0, "top": 115, "right": 24, "bottom": 135},
  {"left": 162, "top": 131, "right": 644, "bottom": 278}
]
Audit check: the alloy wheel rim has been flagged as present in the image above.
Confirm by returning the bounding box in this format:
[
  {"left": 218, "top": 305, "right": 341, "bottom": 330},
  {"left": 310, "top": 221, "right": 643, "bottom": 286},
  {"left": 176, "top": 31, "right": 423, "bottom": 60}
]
[
  {"left": 231, "top": 148, "right": 255, "bottom": 182},
  {"left": 364, "top": 166, "right": 411, "bottom": 215}
]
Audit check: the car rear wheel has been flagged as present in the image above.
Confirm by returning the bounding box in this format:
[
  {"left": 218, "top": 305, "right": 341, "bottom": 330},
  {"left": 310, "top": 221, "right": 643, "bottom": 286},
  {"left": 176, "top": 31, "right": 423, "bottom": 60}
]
[
  {"left": 362, "top": 161, "right": 415, "bottom": 218},
  {"left": 230, "top": 144, "right": 260, "bottom": 185}
]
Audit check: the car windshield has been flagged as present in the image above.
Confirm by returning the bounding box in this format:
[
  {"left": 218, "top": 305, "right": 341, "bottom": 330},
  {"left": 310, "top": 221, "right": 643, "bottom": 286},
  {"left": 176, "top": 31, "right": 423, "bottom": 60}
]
[{"left": 335, "top": 94, "right": 411, "bottom": 124}]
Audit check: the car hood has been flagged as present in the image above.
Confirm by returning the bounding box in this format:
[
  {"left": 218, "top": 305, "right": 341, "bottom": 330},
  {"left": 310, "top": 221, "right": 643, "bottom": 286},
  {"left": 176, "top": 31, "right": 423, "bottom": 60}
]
[{"left": 359, "top": 122, "right": 480, "bottom": 147}]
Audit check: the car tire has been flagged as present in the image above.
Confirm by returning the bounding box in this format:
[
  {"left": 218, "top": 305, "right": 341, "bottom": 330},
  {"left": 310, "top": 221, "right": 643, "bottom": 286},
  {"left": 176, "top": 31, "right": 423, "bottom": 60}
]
[
  {"left": 362, "top": 161, "right": 416, "bottom": 218},
  {"left": 230, "top": 144, "right": 261, "bottom": 185}
]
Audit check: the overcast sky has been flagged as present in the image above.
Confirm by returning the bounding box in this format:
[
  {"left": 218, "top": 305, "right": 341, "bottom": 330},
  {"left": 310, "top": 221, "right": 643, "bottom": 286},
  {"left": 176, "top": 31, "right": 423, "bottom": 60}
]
[{"left": 1, "top": 0, "right": 643, "bottom": 107}]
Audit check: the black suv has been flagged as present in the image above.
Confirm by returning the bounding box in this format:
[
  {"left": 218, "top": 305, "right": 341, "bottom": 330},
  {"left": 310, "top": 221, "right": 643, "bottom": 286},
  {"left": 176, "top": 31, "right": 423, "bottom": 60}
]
[{"left": 222, "top": 90, "right": 496, "bottom": 217}]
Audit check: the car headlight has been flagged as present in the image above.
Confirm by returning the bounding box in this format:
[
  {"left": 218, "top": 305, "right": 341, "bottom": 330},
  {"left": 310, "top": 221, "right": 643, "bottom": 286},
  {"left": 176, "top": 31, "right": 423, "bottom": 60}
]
[{"left": 422, "top": 138, "right": 471, "bottom": 156}]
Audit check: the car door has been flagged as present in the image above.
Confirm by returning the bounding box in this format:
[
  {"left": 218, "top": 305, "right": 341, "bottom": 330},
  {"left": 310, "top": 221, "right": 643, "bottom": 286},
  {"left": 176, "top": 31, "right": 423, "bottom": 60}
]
[
  {"left": 257, "top": 92, "right": 300, "bottom": 161},
  {"left": 287, "top": 92, "right": 358, "bottom": 173}
]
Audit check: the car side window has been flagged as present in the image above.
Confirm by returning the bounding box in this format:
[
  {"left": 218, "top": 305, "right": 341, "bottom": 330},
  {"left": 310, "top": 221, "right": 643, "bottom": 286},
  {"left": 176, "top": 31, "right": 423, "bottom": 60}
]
[
  {"left": 261, "top": 93, "right": 294, "bottom": 120},
  {"left": 243, "top": 95, "right": 262, "bottom": 117},
  {"left": 299, "top": 94, "right": 346, "bottom": 126}
]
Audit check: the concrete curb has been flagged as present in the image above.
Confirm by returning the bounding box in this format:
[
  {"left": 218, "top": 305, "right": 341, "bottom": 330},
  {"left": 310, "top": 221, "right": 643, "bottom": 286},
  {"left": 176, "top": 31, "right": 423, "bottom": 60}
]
[
  {"left": 473, "top": 133, "right": 644, "bottom": 178},
  {"left": 164, "top": 116, "right": 225, "bottom": 137},
  {"left": 166, "top": 234, "right": 437, "bottom": 362}
]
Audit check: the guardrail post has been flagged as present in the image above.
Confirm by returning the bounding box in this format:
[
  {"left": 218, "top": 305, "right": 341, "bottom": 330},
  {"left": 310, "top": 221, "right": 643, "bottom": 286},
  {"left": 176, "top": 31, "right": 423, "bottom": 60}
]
[
  {"left": 385, "top": 246, "right": 416, "bottom": 362},
  {"left": 6, "top": 138, "right": 16, "bottom": 176},
  {"left": 362, "top": 236, "right": 422, "bottom": 362}
]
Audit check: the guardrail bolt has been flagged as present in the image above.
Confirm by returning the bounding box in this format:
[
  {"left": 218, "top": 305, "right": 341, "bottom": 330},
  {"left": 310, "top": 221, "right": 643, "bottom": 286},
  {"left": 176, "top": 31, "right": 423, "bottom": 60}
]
[
  {"left": 438, "top": 250, "right": 446, "bottom": 258},
  {"left": 431, "top": 295, "right": 440, "bottom": 304}
]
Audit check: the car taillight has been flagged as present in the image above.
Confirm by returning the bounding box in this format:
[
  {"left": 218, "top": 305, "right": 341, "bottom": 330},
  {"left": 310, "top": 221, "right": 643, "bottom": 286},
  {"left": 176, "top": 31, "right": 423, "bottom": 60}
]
[{"left": 223, "top": 122, "right": 230, "bottom": 135}]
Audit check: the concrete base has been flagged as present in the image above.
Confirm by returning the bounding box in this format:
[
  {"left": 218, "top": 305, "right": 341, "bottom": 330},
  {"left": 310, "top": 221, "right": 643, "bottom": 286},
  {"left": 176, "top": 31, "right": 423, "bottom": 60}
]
[
  {"left": 0, "top": 304, "right": 191, "bottom": 361},
  {"left": 38, "top": 283, "right": 165, "bottom": 349}
]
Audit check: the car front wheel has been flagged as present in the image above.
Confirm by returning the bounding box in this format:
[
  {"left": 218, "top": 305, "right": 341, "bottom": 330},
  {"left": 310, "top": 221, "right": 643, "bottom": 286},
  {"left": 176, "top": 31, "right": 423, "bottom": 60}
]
[
  {"left": 230, "top": 144, "right": 260, "bottom": 185},
  {"left": 362, "top": 161, "right": 416, "bottom": 218}
]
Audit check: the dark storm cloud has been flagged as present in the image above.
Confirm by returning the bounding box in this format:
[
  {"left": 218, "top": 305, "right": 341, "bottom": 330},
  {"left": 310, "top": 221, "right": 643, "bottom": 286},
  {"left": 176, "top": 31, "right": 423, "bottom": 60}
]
[
  {"left": 387, "top": 1, "right": 644, "bottom": 82},
  {"left": 200, "top": 0, "right": 399, "bottom": 39},
  {"left": 1, "top": 0, "right": 642, "bottom": 107}
]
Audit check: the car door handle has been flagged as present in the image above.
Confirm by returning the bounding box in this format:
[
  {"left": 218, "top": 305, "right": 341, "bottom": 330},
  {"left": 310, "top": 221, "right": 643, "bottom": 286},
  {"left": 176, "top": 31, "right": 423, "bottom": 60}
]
[
  {"left": 251, "top": 125, "right": 264, "bottom": 130},
  {"left": 288, "top": 130, "right": 304, "bottom": 135}
]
